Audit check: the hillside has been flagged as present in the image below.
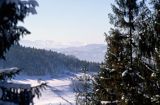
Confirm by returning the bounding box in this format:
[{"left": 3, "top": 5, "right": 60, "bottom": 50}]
[
  {"left": 0, "top": 45, "right": 99, "bottom": 76},
  {"left": 20, "top": 40, "right": 106, "bottom": 63}
]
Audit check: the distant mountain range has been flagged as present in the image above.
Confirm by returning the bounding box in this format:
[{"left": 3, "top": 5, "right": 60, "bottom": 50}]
[
  {"left": 52, "top": 44, "right": 106, "bottom": 62},
  {"left": 20, "top": 40, "right": 85, "bottom": 49},
  {"left": 20, "top": 40, "right": 106, "bottom": 62}
]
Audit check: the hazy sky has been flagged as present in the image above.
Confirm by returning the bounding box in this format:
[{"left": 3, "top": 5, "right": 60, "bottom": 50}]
[{"left": 21, "top": 0, "right": 113, "bottom": 44}]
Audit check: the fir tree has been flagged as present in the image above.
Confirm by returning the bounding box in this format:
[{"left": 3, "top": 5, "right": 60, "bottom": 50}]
[
  {"left": 0, "top": 0, "right": 38, "bottom": 59},
  {"left": 136, "top": 0, "right": 160, "bottom": 104},
  {"left": 95, "top": 30, "right": 128, "bottom": 105},
  {"left": 94, "top": 0, "right": 159, "bottom": 105},
  {"left": 0, "top": 0, "right": 48, "bottom": 105}
]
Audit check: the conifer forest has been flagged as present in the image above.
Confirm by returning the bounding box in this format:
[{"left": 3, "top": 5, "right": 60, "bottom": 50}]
[{"left": 0, "top": 0, "right": 160, "bottom": 105}]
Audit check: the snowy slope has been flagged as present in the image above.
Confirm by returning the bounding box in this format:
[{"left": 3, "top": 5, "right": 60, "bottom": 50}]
[{"left": 12, "top": 75, "right": 76, "bottom": 105}]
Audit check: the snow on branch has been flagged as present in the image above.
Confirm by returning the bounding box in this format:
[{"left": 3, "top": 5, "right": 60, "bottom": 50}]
[
  {"left": 0, "top": 82, "right": 31, "bottom": 89},
  {"left": 31, "top": 82, "right": 47, "bottom": 98},
  {"left": 101, "top": 100, "right": 119, "bottom": 104},
  {"left": 0, "top": 67, "right": 21, "bottom": 80}
]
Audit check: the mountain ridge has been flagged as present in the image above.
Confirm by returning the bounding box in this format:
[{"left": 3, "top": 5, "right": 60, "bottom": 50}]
[{"left": 52, "top": 44, "right": 106, "bottom": 62}]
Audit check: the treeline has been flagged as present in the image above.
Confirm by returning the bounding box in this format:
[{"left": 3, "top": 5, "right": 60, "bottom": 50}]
[{"left": 0, "top": 45, "right": 99, "bottom": 76}]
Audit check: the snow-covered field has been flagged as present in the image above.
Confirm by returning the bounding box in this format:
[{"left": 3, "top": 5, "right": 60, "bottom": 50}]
[{"left": 12, "top": 75, "right": 76, "bottom": 105}]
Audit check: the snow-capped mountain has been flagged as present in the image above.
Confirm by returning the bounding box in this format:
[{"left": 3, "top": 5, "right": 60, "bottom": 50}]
[
  {"left": 19, "top": 40, "right": 85, "bottom": 49},
  {"left": 53, "top": 44, "right": 106, "bottom": 63},
  {"left": 20, "top": 40, "right": 106, "bottom": 62}
]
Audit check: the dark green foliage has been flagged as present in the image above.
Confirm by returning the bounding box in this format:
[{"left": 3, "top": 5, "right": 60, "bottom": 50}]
[
  {"left": 96, "top": 0, "right": 147, "bottom": 104},
  {"left": 95, "top": 31, "right": 127, "bottom": 105},
  {"left": 0, "top": 1, "right": 49, "bottom": 104},
  {"left": 0, "top": 45, "right": 99, "bottom": 76},
  {"left": 0, "top": 0, "right": 38, "bottom": 59},
  {"left": 94, "top": 0, "right": 160, "bottom": 105}
]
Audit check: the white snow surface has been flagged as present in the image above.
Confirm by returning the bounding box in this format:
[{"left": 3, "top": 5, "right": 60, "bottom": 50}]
[{"left": 12, "top": 75, "right": 76, "bottom": 105}]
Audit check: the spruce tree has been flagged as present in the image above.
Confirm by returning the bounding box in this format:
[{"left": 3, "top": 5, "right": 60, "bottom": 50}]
[
  {"left": 95, "top": 30, "right": 128, "bottom": 105},
  {"left": 94, "top": 0, "right": 158, "bottom": 105},
  {"left": 0, "top": 0, "right": 38, "bottom": 59},
  {"left": 136, "top": 0, "right": 160, "bottom": 104},
  {"left": 0, "top": 0, "right": 48, "bottom": 105}
]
